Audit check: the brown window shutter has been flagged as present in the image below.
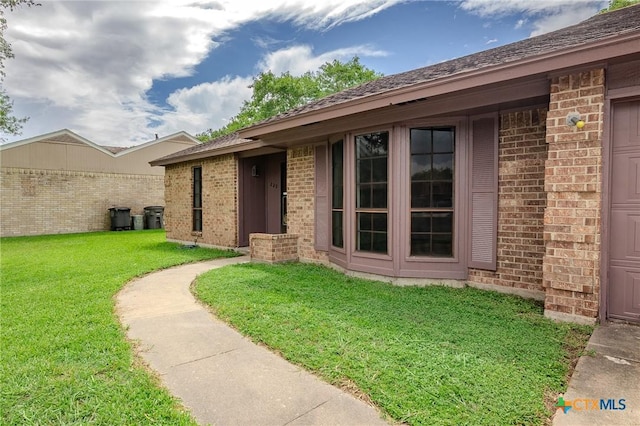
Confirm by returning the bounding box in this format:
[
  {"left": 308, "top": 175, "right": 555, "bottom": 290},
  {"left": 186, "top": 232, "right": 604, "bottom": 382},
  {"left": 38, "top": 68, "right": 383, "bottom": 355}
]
[
  {"left": 469, "top": 115, "right": 498, "bottom": 270},
  {"left": 314, "top": 143, "right": 329, "bottom": 251}
]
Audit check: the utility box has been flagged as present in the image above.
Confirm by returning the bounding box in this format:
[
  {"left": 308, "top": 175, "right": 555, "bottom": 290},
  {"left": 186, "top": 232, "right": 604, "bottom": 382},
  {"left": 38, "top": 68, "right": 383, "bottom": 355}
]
[
  {"left": 144, "top": 206, "right": 164, "bottom": 229},
  {"left": 109, "top": 207, "right": 131, "bottom": 231}
]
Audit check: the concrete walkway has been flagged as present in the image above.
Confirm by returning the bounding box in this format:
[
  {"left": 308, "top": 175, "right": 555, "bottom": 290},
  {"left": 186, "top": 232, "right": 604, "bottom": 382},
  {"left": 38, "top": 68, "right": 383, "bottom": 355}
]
[
  {"left": 553, "top": 322, "right": 640, "bottom": 426},
  {"left": 116, "top": 257, "right": 388, "bottom": 426}
]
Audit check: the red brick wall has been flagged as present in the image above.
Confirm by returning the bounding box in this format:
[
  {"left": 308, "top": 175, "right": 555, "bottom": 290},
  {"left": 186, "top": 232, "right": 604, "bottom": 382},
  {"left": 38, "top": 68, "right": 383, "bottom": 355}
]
[
  {"left": 468, "top": 108, "right": 548, "bottom": 295},
  {"left": 287, "top": 145, "right": 329, "bottom": 263},
  {"left": 164, "top": 154, "right": 238, "bottom": 247},
  {"left": 542, "top": 69, "right": 604, "bottom": 324}
]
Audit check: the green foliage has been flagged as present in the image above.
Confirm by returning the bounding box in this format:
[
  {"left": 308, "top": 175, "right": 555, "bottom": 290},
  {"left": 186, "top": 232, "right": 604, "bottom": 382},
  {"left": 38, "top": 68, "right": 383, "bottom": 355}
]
[
  {"left": 1, "top": 231, "right": 237, "bottom": 424},
  {"left": 195, "top": 263, "right": 593, "bottom": 425},
  {"left": 0, "top": 0, "right": 37, "bottom": 139},
  {"left": 601, "top": 0, "right": 640, "bottom": 12},
  {"left": 197, "top": 57, "right": 382, "bottom": 141}
]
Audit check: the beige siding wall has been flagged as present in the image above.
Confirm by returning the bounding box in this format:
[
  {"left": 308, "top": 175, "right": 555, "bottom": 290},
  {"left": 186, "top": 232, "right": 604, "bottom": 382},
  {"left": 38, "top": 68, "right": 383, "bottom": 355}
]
[
  {"left": 164, "top": 154, "right": 238, "bottom": 247},
  {"left": 468, "top": 109, "right": 548, "bottom": 294},
  {"left": 0, "top": 168, "right": 163, "bottom": 237},
  {"left": 542, "top": 69, "right": 605, "bottom": 324},
  {"left": 1, "top": 136, "right": 194, "bottom": 175},
  {"left": 286, "top": 145, "right": 329, "bottom": 263}
]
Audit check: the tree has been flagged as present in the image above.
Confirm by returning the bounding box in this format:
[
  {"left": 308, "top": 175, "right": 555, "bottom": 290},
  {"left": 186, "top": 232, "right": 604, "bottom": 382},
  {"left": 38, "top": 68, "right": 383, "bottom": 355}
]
[
  {"left": 197, "top": 57, "right": 382, "bottom": 141},
  {"left": 601, "top": 0, "right": 640, "bottom": 12},
  {"left": 0, "top": 0, "right": 37, "bottom": 140}
]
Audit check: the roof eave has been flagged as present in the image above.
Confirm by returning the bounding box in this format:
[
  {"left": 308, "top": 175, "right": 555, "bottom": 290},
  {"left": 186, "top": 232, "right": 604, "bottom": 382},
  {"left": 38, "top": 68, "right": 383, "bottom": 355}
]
[
  {"left": 239, "top": 31, "right": 640, "bottom": 139},
  {"left": 150, "top": 140, "right": 266, "bottom": 166}
]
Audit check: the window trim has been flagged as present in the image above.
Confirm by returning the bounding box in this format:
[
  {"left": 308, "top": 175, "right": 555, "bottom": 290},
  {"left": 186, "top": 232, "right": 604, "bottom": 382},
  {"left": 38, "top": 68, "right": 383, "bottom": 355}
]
[
  {"left": 399, "top": 118, "right": 468, "bottom": 272},
  {"left": 354, "top": 130, "right": 390, "bottom": 255},
  {"left": 408, "top": 126, "right": 456, "bottom": 258},
  {"left": 192, "top": 166, "right": 203, "bottom": 232},
  {"left": 330, "top": 139, "right": 345, "bottom": 251}
]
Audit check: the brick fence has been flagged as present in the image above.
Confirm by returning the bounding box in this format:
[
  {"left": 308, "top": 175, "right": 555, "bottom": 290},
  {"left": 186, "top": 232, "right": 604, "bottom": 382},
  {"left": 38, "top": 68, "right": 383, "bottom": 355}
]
[{"left": 0, "top": 167, "right": 164, "bottom": 237}]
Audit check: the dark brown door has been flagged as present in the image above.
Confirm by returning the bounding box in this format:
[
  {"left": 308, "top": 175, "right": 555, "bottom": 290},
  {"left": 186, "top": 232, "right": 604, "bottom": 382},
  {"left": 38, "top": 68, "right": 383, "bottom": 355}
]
[{"left": 609, "top": 99, "right": 640, "bottom": 323}]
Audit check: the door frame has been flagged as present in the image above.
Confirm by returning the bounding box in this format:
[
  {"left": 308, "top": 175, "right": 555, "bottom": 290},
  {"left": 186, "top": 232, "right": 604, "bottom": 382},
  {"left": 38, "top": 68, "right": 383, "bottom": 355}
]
[{"left": 601, "top": 88, "right": 640, "bottom": 322}]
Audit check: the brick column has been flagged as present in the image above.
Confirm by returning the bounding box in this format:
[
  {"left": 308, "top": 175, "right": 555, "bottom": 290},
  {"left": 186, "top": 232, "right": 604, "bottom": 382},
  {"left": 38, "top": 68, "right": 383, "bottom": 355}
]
[
  {"left": 286, "top": 145, "right": 329, "bottom": 263},
  {"left": 543, "top": 69, "right": 604, "bottom": 324}
]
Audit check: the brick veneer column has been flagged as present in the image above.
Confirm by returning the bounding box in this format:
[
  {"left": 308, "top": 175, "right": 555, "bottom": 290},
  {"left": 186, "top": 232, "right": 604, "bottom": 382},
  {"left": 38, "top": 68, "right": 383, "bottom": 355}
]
[
  {"left": 543, "top": 69, "right": 604, "bottom": 324},
  {"left": 286, "top": 145, "right": 329, "bottom": 263}
]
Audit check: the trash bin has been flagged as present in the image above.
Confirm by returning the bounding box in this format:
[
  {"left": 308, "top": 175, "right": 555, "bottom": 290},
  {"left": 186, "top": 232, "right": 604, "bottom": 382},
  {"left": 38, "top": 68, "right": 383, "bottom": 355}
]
[
  {"left": 109, "top": 207, "right": 131, "bottom": 231},
  {"left": 132, "top": 215, "right": 144, "bottom": 230},
  {"left": 144, "top": 206, "right": 164, "bottom": 229}
]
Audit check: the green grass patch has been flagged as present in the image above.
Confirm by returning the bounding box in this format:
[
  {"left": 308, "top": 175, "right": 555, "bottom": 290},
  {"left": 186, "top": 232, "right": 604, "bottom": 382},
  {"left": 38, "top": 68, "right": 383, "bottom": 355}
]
[
  {"left": 195, "top": 262, "right": 592, "bottom": 425},
  {"left": 1, "top": 230, "right": 237, "bottom": 425}
]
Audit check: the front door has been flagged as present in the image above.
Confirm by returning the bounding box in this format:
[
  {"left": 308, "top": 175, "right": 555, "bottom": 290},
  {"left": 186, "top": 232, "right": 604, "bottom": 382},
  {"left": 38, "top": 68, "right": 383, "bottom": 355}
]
[{"left": 609, "top": 99, "right": 640, "bottom": 323}]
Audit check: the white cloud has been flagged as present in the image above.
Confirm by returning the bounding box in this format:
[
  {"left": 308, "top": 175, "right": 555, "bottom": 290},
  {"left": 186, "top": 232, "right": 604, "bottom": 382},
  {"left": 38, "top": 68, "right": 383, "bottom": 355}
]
[
  {"left": 159, "top": 76, "right": 253, "bottom": 136},
  {"left": 259, "top": 44, "right": 388, "bottom": 76},
  {"left": 459, "top": 0, "right": 608, "bottom": 36},
  {"left": 1, "top": 0, "right": 403, "bottom": 146},
  {"left": 485, "top": 38, "right": 498, "bottom": 44}
]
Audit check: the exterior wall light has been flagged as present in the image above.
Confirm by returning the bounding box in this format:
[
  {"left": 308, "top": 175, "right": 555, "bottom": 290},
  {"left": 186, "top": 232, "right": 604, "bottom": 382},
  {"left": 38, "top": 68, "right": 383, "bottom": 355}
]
[{"left": 566, "top": 112, "right": 585, "bottom": 129}]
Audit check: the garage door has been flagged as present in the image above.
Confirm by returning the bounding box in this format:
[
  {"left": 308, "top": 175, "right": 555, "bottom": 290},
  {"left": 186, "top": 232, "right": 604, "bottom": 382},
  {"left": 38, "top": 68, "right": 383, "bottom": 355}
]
[{"left": 609, "top": 99, "right": 640, "bottom": 323}]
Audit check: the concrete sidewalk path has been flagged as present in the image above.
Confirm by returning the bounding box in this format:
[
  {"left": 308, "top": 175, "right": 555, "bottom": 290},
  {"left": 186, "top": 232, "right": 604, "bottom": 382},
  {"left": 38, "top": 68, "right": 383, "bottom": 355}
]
[
  {"left": 116, "top": 257, "right": 388, "bottom": 426},
  {"left": 553, "top": 322, "right": 640, "bottom": 426}
]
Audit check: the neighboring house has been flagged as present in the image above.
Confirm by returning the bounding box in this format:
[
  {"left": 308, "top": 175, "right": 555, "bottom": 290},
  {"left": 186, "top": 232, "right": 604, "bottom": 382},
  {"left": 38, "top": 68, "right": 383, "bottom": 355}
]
[
  {"left": 1, "top": 129, "right": 198, "bottom": 237},
  {"left": 151, "top": 6, "right": 640, "bottom": 325}
]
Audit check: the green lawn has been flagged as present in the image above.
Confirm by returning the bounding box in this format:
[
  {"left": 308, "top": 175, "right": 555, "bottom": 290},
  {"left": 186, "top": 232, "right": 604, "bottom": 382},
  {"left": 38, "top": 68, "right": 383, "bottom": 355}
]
[
  {"left": 1, "top": 230, "right": 236, "bottom": 425},
  {"left": 195, "top": 262, "right": 592, "bottom": 426}
]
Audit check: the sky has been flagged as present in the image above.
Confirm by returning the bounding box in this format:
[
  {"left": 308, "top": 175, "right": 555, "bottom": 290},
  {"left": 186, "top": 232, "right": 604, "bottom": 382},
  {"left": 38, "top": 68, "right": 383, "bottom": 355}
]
[{"left": 2, "top": 0, "right": 608, "bottom": 147}]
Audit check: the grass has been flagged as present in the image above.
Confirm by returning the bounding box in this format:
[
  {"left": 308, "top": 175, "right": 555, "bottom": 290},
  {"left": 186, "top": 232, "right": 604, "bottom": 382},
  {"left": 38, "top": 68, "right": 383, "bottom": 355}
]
[
  {"left": 1, "top": 230, "right": 237, "bottom": 425},
  {"left": 194, "top": 262, "right": 592, "bottom": 426}
]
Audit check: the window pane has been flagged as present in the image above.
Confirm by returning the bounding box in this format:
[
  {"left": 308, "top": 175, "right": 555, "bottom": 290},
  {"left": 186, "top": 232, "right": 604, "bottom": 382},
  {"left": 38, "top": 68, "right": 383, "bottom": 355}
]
[
  {"left": 372, "top": 184, "right": 387, "bottom": 208},
  {"left": 358, "top": 212, "right": 372, "bottom": 231},
  {"left": 372, "top": 213, "right": 387, "bottom": 232},
  {"left": 410, "top": 129, "right": 432, "bottom": 154},
  {"left": 332, "top": 186, "right": 343, "bottom": 209},
  {"left": 193, "top": 210, "right": 202, "bottom": 232},
  {"left": 411, "top": 154, "right": 432, "bottom": 181},
  {"left": 357, "top": 231, "right": 372, "bottom": 251},
  {"left": 372, "top": 232, "right": 388, "bottom": 253},
  {"left": 193, "top": 167, "right": 202, "bottom": 209},
  {"left": 372, "top": 157, "right": 387, "bottom": 182},
  {"left": 433, "top": 154, "right": 453, "bottom": 180},
  {"left": 356, "top": 133, "right": 388, "bottom": 157},
  {"left": 432, "top": 182, "right": 453, "bottom": 207},
  {"left": 357, "top": 159, "right": 371, "bottom": 184},
  {"left": 410, "top": 234, "right": 431, "bottom": 256},
  {"left": 433, "top": 129, "right": 454, "bottom": 153},
  {"left": 332, "top": 140, "right": 344, "bottom": 209},
  {"left": 432, "top": 234, "right": 453, "bottom": 256},
  {"left": 411, "top": 182, "right": 431, "bottom": 208},
  {"left": 357, "top": 185, "right": 371, "bottom": 208},
  {"left": 411, "top": 212, "right": 431, "bottom": 232},
  {"left": 332, "top": 211, "right": 343, "bottom": 248},
  {"left": 432, "top": 213, "right": 453, "bottom": 232}
]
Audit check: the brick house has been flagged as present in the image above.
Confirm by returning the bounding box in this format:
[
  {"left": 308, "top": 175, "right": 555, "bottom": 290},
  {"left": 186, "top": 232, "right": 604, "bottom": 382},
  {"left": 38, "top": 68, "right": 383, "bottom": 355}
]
[
  {"left": 152, "top": 6, "right": 640, "bottom": 325},
  {"left": 1, "top": 129, "right": 198, "bottom": 236}
]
